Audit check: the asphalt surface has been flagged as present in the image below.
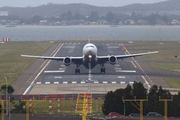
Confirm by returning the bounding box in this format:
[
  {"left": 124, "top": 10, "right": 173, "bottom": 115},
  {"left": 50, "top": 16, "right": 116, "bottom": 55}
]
[{"left": 12, "top": 42, "right": 180, "bottom": 95}]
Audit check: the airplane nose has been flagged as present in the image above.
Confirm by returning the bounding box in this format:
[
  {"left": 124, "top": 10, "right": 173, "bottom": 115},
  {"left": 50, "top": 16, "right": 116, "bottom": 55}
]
[{"left": 88, "top": 49, "right": 92, "bottom": 53}]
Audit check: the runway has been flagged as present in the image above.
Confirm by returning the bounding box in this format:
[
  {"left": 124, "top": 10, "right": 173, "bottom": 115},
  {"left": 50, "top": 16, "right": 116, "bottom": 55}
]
[
  {"left": 21, "top": 42, "right": 151, "bottom": 95},
  {"left": 13, "top": 41, "right": 174, "bottom": 95}
]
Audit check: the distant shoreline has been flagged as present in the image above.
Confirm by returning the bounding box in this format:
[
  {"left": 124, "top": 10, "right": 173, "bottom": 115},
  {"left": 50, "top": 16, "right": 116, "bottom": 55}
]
[{"left": 1, "top": 24, "right": 180, "bottom": 27}]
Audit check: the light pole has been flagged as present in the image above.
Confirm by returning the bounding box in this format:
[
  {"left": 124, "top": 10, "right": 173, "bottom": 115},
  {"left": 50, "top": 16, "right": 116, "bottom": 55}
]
[
  {"left": 4, "top": 76, "right": 8, "bottom": 116},
  {"left": 9, "top": 95, "right": 11, "bottom": 120},
  {"left": 122, "top": 97, "right": 126, "bottom": 117}
]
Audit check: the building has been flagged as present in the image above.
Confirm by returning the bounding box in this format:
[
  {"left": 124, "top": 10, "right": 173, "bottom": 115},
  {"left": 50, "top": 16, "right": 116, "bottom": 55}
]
[
  {"left": 125, "top": 19, "right": 135, "bottom": 25},
  {"left": 171, "top": 19, "right": 180, "bottom": 25},
  {"left": 0, "top": 11, "right": 8, "bottom": 16}
]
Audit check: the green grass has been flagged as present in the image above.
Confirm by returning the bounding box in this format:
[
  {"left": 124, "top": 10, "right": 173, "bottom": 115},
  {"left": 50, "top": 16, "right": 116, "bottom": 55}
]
[
  {"left": 130, "top": 41, "right": 180, "bottom": 71},
  {"left": 130, "top": 41, "right": 180, "bottom": 87},
  {"left": 13, "top": 99, "right": 103, "bottom": 114},
  {"left": 165, "top": 78, "right": 180, "bottom": 88},
  {"left": 0, "top": 41, "right": 52, "bottom": 86}
]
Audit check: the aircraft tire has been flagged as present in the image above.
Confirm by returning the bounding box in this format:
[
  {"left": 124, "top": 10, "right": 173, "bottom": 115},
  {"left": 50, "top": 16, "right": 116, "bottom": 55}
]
[
  {"left": 75, "top": 69, "right": 80, "bottom": 74},
  {"left": 101, "top": 68, "right": 105, "bottom": 73}
]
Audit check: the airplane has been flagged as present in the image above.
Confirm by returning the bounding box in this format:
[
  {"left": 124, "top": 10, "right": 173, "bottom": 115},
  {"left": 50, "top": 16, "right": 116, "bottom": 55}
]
[{"left": 21, "top": 43, "right": 158, "bottom": 74}]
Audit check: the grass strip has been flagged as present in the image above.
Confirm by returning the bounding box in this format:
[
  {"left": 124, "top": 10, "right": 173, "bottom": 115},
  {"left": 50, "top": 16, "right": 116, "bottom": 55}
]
[
  {"left": 131, "top": 41, "right": 180, "bottom": 71},
  {"left": 0, "top": 41, "right": 52, "bottom": 86},
  {"left": 165, "top": 78, "right": 180, "bottom": 88}
]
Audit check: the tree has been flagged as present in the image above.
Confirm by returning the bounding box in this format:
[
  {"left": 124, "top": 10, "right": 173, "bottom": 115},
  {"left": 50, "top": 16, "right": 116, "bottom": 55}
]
[
  {"left": 1, "top": 85, "right": 14, "bottom": 94},
  {"left": 102, "top": 83, "right": 147, "bottom": 115},
  {"left": 89, "top": 11, "right": 99, "bottom": 22},
  {"left": 66, "top": 10, "right": 73, "bottom": 20},
  {"left": 30, "top": 15, "right": 43, "bottom": 24},
  {"left": 105, "top": 11, "right": 116, "bottom": 23},
  {"left": 102, "top": 91, "right": 114, "bottom": 115},
  {"left": 132, "top": 82, "right": 147, "bottom": 99},
  {"left": 169, "top": 92, "right": 180, "bottom": 117},
  {"left": 12, "top": 100, "right": 26, "bottom": 113}
]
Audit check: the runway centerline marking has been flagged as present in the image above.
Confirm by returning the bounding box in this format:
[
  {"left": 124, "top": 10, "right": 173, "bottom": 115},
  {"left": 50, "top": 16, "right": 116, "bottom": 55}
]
[
  {"left": 54, "top": 76, "right": 62, "bottom": 79},
  {"left": 118, "top": 76, "right": 126, "bottom": 79}
]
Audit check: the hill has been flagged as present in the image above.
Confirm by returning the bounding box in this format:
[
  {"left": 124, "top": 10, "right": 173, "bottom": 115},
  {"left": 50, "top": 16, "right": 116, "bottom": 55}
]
[{"left": 0, "top": 0, "right": 180, "bottom": 17}]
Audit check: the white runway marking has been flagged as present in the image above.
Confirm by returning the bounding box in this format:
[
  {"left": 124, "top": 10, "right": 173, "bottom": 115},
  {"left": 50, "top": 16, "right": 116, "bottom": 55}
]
[
  {"left": 108, "top": 51, "right": 114, "bottom": 53},
  {"left": 44, "top": 70, "right": 65, "bottom": 73},
  {"left": 72, "top": 81, "right": 77, "bottom": 84},
  {"left": 141, "top": 76, "right": 151, "bottom": 89},
  {"left": 118, "top": 76, "right": 126, "bottom": 79},
  {"left": 54, "top": 76, "right": 62, "bottom": 79},
  {"left": 112, "top": 81, "right": 117, "bottom": 84},
  {"left": 94, "top": 81, "right": 99, "bottom": 84},
  {"left": 131, "top": 61, "right": 137, "bottom": 68},
  {"left": 121, "top": 82, "right": 125, "bottom": 84},
  {"left": 81, "top": 81, "right": 85, "bottom": 84},
  {"left": 36, "top": 82, "right": 42, "bottom": 85},
  {"left": 59, "top": 68, "right": 66, "bottom": 70},
  {"left": 129, "top": 82, "right": 134, "bottom": 84},
  {"left": 68, "top": 49, "right": 74, "bottom": 53},
  {"left": 45, "top": 82, "right": 50, "bottom": 84},
  {"left": 116, "top": 70, "right": 136, "bottom": 73},
  {"left": 54, "top": 82, "right": 59, "bottom": 84},
  {"left": 63, "top": 81, "right": 68, "bottom": 84},
  {"left": 103, "top": 81, "right": 108, "bottom": 84},
  {"left": 23, "top": 43, "right": 64, "bottom": 95},
  {"left": 115, "top": 68, "right": 121, "bottom": 70},
  {"left": 115, "top": 64, "right": 120, "bottom": 67}
]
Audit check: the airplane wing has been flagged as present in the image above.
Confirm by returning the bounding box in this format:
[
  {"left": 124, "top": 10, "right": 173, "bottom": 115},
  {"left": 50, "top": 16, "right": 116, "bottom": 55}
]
[
  {"left": 21, "top": 55, "right": 83, "bottom": 63},
  {"left": 97, "top": 51, "right": 159, "bottom": 62}
]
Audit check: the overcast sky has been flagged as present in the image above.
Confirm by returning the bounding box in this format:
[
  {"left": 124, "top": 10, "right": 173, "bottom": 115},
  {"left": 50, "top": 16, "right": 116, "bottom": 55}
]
[{"left": 0, "top": 0, "right": 167, "bottom": 7}]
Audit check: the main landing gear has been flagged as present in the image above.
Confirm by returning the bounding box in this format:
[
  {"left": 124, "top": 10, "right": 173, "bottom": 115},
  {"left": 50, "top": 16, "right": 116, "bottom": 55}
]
[
  {"left": 100, "top": 64, "right": 105, "bottom": 73},
  {"left": 75, "top": 64, "right": 80, "bottom": 74}
]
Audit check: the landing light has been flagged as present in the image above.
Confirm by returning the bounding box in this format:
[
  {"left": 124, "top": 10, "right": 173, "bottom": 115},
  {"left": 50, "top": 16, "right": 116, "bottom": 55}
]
[{"left": 88, "top": 55, "right": 92, "bottom": 59}]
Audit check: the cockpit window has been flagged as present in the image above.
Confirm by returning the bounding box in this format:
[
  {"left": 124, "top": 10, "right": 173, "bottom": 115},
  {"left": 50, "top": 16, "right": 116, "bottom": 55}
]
[{"left": 86, "top": 46, "right": 94, "bottom": 48}]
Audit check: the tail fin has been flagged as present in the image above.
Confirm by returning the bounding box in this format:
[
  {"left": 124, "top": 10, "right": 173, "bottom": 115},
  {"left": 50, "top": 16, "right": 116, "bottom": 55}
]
[{"left": 88, "top": 38, "right": 91, "bottom": 43}]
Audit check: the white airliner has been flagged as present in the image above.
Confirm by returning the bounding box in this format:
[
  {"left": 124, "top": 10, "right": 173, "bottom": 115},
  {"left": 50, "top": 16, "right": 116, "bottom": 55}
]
[{"left": 21, "top": 43, "right": 158, "bottom": 74}]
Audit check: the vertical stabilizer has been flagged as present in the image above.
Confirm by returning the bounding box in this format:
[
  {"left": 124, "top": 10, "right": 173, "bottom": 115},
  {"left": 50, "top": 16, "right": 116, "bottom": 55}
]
[{"left": 88, "top": 38, "right": 91, "bottom": 43}]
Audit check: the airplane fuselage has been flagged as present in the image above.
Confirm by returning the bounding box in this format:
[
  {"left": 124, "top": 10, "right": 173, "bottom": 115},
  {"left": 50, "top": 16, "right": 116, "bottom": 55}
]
[{"left": 82, "top": 43, "right": 98, "bottom": 69}]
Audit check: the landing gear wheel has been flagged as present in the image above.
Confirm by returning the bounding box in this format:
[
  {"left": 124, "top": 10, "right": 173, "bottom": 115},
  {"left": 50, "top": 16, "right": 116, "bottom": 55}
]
[
  {"left": 101, "top": 68, "right": 105, "bottom": 73},
  {"left": 75, "top": 64, "right": 81, "bottom": 74},
  {"left": 75, "top": 69, "right": 80, "bottom": 74}
]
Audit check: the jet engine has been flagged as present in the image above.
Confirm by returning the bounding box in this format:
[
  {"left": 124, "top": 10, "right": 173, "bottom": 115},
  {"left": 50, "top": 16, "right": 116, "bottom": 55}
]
[
  {"left": 63, "top": 57, "right": 72, "bottom": 66},
  {"left": 109, "top": 56, "right": 117, "bottom": 65}
]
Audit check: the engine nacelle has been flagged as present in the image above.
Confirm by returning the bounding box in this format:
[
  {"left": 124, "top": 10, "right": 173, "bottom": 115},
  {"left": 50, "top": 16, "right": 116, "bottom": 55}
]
[
  {"left": 109, "top": 56, "right": 117, "bottom": 65},
  {"left": 63, "top": 57, "right": 72, "bottom": 66}
]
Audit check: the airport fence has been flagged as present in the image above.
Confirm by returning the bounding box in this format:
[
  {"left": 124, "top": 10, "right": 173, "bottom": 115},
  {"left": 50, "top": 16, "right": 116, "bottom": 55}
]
[{"left": 0, "top": 94, "right": 105, "bottom": 120}]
